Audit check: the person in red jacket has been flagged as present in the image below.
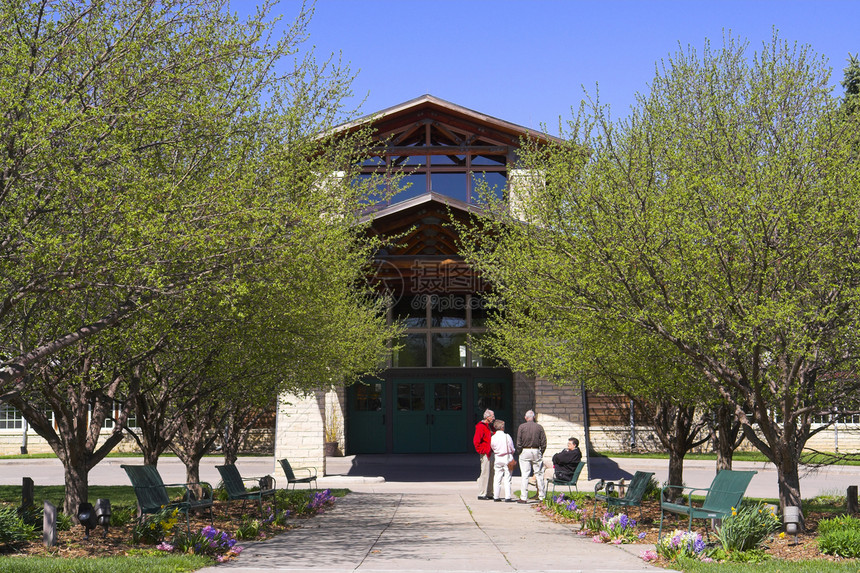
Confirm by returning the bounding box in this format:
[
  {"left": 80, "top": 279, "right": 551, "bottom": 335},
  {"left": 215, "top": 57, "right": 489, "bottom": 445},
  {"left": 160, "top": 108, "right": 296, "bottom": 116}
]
[{"left": 474, "top": 409, "right": 495, "bottom": 500}]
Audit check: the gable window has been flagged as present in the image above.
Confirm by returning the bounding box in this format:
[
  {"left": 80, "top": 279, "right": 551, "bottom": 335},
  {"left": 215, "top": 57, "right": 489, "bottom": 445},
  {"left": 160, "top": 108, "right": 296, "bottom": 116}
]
[{"left": 360, "top": 123, "right": 508, "bottom": 208}]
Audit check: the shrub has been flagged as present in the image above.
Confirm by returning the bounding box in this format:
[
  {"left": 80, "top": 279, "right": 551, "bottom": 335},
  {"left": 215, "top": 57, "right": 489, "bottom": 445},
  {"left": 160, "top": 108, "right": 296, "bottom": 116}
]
[
  {"left": 55, "top": 512, "right": 72, "bottom": 532},
  {"left": 641, "top": 476, "right": 662, "bottom": 501},
  {"left": 819, "top": 528, "right": 860, "bottom": 558},
  {"left": 132, "top": 506, "right": 181, "bottom": 544},
  {"left": 717, "top": 502, "right": 780, "bottom": 551},
  {"left": 818, "top": 515, "right": 860, "bottom": 558},
  {"left": 817, "top": 514, "right": 860, "bottom": 536},
  {"left": 234, "top": 519, "right": 262, "bottom": 541},
  {"left": 108, "top": 504, "right": 137, "bottom": 528},
  {"left": 0, "top": 506, "right": 37, "bottom": 546}
]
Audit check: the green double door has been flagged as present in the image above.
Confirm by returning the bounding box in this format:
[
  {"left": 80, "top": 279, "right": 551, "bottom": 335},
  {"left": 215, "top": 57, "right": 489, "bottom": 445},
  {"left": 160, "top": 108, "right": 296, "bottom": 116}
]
[{"left": 392, "top": 377, "right": 468, "bottom": 453}]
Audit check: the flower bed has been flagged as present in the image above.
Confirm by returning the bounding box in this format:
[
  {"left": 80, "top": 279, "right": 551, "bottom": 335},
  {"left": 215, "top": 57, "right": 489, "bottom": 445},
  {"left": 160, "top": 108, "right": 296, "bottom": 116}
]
[{"left": 0, "top": 488, "right": 340, "bottom": 562}]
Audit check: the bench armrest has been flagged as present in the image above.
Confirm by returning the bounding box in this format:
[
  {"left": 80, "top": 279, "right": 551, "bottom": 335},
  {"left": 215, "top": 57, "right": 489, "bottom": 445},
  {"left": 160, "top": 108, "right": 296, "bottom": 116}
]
[{"left": 290, "top": 467, "right": 317, "bottom": 479}]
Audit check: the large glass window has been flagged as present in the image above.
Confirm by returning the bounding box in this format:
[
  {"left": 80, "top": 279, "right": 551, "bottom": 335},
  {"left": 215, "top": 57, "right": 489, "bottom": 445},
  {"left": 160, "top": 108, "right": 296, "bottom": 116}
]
[
  {"left": 431, "top": 333, "right": 468, "bottom": 367},
  {"left": 430, "top": 294, "right": 467, "bottom": 328},
  {"left": 0, "top": 403, "right": 23, "bottom": 430},
  {"left": 430, "top": 173, "right": 468, "bottom": 202},
  {"left": 393, "top": 334, "right": 427, "bottom": 367},
  {"left": 390, "top": 294, "right": 500, "bottom": 368},
  {"left": 393, "top": 295, "right": 427, "bottom": 328}
]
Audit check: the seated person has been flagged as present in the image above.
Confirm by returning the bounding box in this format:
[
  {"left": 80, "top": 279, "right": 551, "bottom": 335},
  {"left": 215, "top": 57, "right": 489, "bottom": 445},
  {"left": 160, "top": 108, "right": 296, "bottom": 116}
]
[{"left": 551, "top": 437, "right": 582, "bottom": 482}]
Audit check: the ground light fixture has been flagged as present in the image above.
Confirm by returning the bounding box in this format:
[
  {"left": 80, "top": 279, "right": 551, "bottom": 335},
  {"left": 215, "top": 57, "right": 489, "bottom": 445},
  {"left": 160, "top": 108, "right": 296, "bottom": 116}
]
[
  {"left": 77, "top": 502, "right": 97, "bottom": 540},
  {"left": 784, "top": 505, "right": 801, "bottom": 545},
  {"left": 95, "top": 498, "right": 111, "bottom": 538}
]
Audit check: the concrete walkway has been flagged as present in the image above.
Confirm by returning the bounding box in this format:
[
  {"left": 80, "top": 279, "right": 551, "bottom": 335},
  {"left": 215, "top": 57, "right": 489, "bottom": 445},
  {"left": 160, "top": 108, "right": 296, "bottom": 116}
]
[{"left": 203, "top": 487, "right": 659, "bottom": 573}]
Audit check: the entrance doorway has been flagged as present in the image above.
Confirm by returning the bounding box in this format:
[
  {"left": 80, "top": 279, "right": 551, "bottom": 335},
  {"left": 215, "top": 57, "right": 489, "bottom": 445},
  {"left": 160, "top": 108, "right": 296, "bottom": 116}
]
[{"left": 346, "top": 369, "right": 511, "bottom": 454}]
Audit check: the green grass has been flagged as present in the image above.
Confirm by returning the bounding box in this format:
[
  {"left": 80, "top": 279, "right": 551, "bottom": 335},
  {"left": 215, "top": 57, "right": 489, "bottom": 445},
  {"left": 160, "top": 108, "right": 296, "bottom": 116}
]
[
  {"left": 672, "top": 559, "right": 860, "bottom": 572},
  {"left": 0, "top": 485, "right": 184, "bottom": 507},
  {"left": 0, "top": 554, "right": 214, "bottom": 572}
]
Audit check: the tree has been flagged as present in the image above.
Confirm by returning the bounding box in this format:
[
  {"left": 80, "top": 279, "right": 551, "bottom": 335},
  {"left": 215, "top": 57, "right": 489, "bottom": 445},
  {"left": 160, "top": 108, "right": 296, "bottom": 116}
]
[
  {"left": 465, "top": 34, "right": 860, "bottom": 514},
  {"left": 0, "top": 0, "right": 357, "bottom": 394},
  {"left": 1, "top": 0, "right": 394, "bottom": 515}
]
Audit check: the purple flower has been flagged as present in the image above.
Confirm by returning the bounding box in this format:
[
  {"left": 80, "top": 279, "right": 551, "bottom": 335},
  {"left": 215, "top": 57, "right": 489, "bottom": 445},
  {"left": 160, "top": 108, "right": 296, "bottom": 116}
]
[{"left": 638, "top": 532, "right": 647, "bottom": 539}]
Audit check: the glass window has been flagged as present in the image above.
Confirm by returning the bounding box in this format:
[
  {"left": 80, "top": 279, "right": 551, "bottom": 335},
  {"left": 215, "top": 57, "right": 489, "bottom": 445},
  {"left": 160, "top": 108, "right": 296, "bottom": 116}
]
[
  {"left": 430, "top": 295, "right": 467, "bottom": 328},
  {"left": 390, "top": 155, "right": 426, "bottom": 167},
  {"left": 391, "top": 173, "right": 427, "bottom": 203},
  {"left": 470, "top": 334, "right": 501, "bottom": 367},
  {"left": 393, "top": 334, "right": 427, "bottom": 367},
  {"left": 431, "top": 154, "right": 466, "bottom": 166},
  {"left": 353, "top": 173, "right": 389, "bottom": 205},
  {"left": 470, "top": 295, "right": 491, "bottom": 327},
  {"left": 470, "top": 172, "right": 506, "bottom": 202},
  {"left": 397, "top": 384, "right": 425, "bottom": 411},
  {"left": 0, "top": 403, "right": 23, "bottom": 430},
  {"left": 476, "top": 382, "right": 504, "bottom": 411},
  {"left": 470, "top": 154, "right": 506, "bottom": 166},
  {"left": 393, "top": 295, "right": 426, "bottom": 328},
  {"left": 430, "top": 173, "right": 468, "bottom": 202},
  {"left": 431, "top": 333, "right": 468, "bottom": 367},
  {"left": 355, "top": 382, "right": 383, "bottom": 411},
  {"left": 360, "top": 156, "right": 386, "bottom": 167},
  {"left": 434, "top": 383, "right": 462, "bottom": 411}
]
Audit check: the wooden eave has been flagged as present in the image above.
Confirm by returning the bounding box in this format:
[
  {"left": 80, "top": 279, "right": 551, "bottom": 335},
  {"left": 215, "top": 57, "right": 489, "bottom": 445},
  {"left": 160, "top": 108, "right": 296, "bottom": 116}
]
[{"left": 335, "top": 94, "right": 563, "bottom": 148}]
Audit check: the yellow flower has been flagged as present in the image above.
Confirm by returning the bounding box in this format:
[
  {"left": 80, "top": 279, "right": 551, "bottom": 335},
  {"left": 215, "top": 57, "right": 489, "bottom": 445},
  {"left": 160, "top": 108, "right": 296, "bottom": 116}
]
[{"left": 779, "top": 532, "right": 786, "bottom": 538}]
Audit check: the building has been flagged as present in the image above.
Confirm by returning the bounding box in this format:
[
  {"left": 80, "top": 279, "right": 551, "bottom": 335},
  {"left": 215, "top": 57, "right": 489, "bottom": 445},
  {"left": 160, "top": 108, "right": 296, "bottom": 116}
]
[{"left": 274, "top": 95, "right": 587, "bottom": 474}]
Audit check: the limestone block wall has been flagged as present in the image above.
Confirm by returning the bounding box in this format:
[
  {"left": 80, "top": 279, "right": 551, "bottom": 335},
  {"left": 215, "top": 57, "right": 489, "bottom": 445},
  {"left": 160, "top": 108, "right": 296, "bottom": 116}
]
[
  {"left": 274, "top": 390, "right": 326, "bottom": 477},
  {"left": 534, "top": 379, "right": 587, "bottom": 455}
]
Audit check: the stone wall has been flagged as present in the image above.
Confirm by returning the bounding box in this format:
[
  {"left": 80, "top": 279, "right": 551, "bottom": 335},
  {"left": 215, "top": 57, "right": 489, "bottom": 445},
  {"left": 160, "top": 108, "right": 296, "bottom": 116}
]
[{"left": 273, "top": 390, "right": 326, "bottom": 477}]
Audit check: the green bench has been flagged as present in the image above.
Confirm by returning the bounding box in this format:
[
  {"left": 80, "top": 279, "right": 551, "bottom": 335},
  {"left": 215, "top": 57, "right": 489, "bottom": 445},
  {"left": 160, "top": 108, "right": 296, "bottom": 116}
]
[
  {"left": 550, "top": 461, "right": 586, "bottom": 496},
  {"left": 216, "top": 463, "right": 277, "bottom": 518},
  {"left": 278, "top": 458, "right": 318, "bottom": 490},
  {"left": 659, "top": 469, "right": 757, "bottom": 540},
  {"left": 592, "top": 470, "right": 654, "bottom": 521},
  {"left": 121, "top": 464, "right": 213, "bottom": 533}
]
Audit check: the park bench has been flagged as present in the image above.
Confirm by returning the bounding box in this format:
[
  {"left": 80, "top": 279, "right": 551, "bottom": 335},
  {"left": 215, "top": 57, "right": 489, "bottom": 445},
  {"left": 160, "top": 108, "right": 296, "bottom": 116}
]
[
  {"left": 278, "top": 458, "right": 318, "bottom": 490},
  {"left": 592, "top": 470, "right": 655, "bottom": 521},
  {"left": 659, "top": 469, "right": 757, "bottom": 540},
  {"left": 549, "top": 461, "right": 586, "bottom": 496},
  {"left": 121, "top": 464, "right": 214, "bottom": 532},
  {"left": 216, "top": 463, "right": 277, "bottom": 518}
]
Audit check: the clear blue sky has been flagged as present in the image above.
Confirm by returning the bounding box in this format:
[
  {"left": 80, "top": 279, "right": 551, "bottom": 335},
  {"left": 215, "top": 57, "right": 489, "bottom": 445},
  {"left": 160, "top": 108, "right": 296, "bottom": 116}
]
[{"left": 256, "top": 1, "right": 859, "bottom": 132}]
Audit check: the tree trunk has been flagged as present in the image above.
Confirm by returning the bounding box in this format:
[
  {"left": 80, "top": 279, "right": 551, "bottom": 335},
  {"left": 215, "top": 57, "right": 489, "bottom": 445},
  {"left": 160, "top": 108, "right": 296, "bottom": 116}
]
[
  {"left": 62, "top": 457, "right": 90, "bottom": 519},
  {"left": 776, "top": 458, "right": 805, "bottom": 529},
  {"left": 666, "top": 442, "right": 686, "bottom": 503},
  {"left": 714, "top": 404, "right": 738, "bottom": 471}
]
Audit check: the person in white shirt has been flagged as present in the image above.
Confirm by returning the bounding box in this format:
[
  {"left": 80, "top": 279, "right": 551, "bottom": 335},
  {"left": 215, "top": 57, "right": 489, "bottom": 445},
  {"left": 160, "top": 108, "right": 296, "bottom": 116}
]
[{"left": 490, "top": 419, "right": 516, "bottom": 502}]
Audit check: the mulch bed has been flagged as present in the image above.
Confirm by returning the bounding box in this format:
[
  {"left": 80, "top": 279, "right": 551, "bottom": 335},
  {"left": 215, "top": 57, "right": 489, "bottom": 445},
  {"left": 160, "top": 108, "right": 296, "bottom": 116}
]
[
  {"left": 1, "top": 500, "right": 301, "bottom": 559},
  {"left": 538, "top": 497, "right": 846, "bottom": 562}
]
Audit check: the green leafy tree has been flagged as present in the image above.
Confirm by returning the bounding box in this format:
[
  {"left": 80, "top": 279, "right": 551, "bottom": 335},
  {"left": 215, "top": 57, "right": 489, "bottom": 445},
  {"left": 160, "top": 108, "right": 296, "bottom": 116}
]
[
  {"left": 465, "top": 34, "right": 860, "bottom": 514},
  {"left": 0, "top": 0, "right": 393, "bottom": 515}
]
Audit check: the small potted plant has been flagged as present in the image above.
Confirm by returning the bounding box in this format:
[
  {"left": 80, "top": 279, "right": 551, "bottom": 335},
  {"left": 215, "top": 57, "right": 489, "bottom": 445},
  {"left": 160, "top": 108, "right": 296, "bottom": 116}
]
[{"left": 324, "top": 410, "right": 341, "bottom": 457}]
